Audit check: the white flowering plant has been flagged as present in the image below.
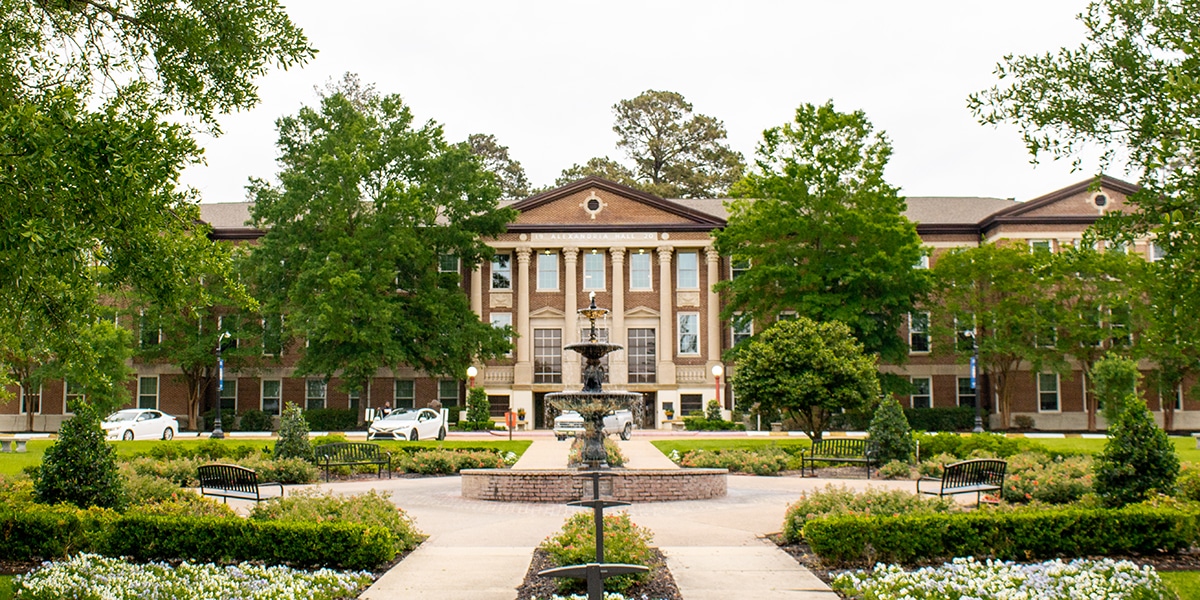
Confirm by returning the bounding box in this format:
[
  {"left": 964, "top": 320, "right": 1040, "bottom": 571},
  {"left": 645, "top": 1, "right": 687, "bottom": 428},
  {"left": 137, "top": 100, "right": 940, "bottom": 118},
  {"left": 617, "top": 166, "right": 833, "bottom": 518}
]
[
  {"left": 13, "top": 553, "right": 373, "bottom": 600},
  {"left": 832, "top": 556, "right": 1173, "bottom": 600}
]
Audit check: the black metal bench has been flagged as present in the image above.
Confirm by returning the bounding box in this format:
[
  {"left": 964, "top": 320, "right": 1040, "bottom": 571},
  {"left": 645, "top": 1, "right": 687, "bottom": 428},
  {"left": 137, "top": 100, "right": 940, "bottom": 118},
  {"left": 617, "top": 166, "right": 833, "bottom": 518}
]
[
  {"left": 918, "top": 458, "right": 1008, "bottom": 505},
  {"left": 197, "top": 464, "right": 284, "bottom": 503},
  {"left": 313, "top": 442, "right": 392, "bottom": 482},
  {"left": 800, "top": 438, "right": 879, "bottom": 479}
]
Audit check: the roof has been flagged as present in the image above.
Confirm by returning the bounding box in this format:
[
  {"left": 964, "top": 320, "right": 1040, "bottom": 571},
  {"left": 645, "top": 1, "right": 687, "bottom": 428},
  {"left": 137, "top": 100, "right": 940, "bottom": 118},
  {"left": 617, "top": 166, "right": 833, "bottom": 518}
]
[
  {"left": 199, "top": 202, "right": 253, "bottom": 229},
  {"left": 904, "top": 196, "right": 1018, "bottom": 225}
]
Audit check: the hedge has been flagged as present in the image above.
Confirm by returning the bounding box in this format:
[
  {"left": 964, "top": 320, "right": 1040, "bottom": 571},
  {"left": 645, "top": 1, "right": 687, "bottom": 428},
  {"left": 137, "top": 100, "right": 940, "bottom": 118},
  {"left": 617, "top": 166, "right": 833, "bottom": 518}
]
[
  {"left": 0, "top": 508, "right": 397, "bottom": 570},
  {"left": 303, "top": 408, "right": 359, "bottom": 431},
  {"left": 802, "top": 506, "right": 1200, "bottom": 567},
  {"left": 829, "top": 407, "right": 979, "bottom": 432}
]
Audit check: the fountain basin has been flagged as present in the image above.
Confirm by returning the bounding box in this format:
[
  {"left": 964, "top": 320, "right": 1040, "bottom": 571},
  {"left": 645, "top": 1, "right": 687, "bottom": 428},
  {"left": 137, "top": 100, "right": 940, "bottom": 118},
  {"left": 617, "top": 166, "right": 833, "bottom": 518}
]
[{"left": 460, "top": 468, "right": 728, "bottom": 503}]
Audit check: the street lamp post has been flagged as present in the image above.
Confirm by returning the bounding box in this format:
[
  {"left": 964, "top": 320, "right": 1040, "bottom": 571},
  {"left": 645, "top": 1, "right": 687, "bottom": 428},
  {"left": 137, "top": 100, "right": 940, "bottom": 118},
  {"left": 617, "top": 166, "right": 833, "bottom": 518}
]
[
  {"left": 466, "top": 365, "right": 478, "bottom": 389},
  {"left": 711, "top": 364, "right": 724, "bottom": 410},
  {"left": 970, "top": 325, "right": 983, "bottom": 434},
  {"left": 212, "top": 331, "right": 230, "bottom": 439}
]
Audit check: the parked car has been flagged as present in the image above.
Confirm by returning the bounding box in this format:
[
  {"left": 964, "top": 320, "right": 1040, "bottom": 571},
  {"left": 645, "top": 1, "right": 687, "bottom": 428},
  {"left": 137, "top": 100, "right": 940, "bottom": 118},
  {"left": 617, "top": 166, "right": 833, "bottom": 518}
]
[
  {"left": 553, "top": 409, "right": 633, "bottom": 441},
  {"left": 102, "top": 409, "right": 178, "bottom": 441},
  {"left": 367, "top": 408, "right": 447, "bottom": 441}
]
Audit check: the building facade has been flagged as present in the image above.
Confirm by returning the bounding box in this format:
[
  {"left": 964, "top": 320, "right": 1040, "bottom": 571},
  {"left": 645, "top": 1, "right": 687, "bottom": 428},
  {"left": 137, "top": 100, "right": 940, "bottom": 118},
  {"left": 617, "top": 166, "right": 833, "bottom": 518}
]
[{"left": 4, "top": 175, "right": 1194, "bottom": 432}]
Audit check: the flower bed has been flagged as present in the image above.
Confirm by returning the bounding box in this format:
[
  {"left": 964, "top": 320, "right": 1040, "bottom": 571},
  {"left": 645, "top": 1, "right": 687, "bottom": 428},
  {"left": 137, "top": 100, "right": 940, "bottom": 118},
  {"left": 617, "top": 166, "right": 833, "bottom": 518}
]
[
  {"left": 833, "top": 557, "right": 1173, "bottom": 599},
  {"left": 12, "top": 553, "right": 373, "bottom": 600}
]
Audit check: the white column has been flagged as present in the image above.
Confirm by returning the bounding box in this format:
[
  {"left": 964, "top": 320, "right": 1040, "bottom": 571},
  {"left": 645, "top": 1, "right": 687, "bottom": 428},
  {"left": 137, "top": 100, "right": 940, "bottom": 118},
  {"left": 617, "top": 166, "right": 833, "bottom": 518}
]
[
  {"left": 610, "top": 246, "right": 627, "bottom": 385},
  {"left": 657, "top": 246, "right": 676, "bottom": 385},
  {"left": 705, "top": 246, "right": 721, "bottom": 369},
  {"left": 515, "top": 246, "right": 532, "bottom": 365},
  {"left": 562, "top": 246, "right": 580, "bottom": 386},
  {"left": 470, "top": 266, "right": 483, "bottom": 318}
]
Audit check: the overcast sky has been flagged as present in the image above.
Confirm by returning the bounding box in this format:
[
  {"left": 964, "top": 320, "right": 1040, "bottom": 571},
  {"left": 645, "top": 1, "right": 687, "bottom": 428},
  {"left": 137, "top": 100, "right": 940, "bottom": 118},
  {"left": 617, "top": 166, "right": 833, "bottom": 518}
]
[{"left": 182, "top": 0, "right": 1113, "bottom": 205}]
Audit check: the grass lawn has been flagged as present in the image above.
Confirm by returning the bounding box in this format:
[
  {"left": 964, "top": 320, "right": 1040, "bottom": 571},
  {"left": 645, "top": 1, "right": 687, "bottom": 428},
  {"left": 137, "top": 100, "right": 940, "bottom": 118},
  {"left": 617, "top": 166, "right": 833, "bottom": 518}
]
[
  {"left": 650, "top": 438, "right": 811, "bottom": 457},
  {"left": 0, "top": 438, "right": 531, "bottom": 478},
  {"left": 0, "top": 575, "right": 11, "bottom": 600},
  {"left": 1029, "top": 436, "right": 1200, "bottom": 464},
  {"left": 1161, "top": 571, "right": 1200, "bottom": 600}
]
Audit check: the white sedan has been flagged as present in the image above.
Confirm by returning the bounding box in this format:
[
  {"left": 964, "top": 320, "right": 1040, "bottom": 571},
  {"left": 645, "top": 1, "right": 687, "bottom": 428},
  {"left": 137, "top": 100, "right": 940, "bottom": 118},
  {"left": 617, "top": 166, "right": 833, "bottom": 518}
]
[
  {"left": 102, "top": 409, "right": 178, "bottom": 441},
  {"left": 368, "top": 408, "right": 446, "bottom": 441}
]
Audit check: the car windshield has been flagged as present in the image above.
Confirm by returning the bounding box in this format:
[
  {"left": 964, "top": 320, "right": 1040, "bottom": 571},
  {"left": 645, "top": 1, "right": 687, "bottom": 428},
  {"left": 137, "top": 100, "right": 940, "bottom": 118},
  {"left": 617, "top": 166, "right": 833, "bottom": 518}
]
[
  {"left": 382, "top": 410, "right": 419, "bottom": 422},
  {"left": 105, "top": 411, "right": 139, "bottom": 422}
]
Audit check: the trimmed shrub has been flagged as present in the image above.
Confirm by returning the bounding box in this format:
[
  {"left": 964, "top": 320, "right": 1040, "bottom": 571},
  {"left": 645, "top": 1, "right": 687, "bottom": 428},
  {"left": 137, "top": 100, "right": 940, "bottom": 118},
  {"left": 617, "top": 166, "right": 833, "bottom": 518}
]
[
  {"left": 914, "top": 432, "right": 1025, "bottom": 460},
  {"left": 705, "top": 399, "right": 722, "bottom": 421},
  {"left": 541, "top": 512, "right": 655, "bottom": 593},
  {"left": 679, "top": 446, "right": 791, "bottom": 475},
  {"left": 0, "top": 504, "right": 115, "bottom": 561},
  {"left": 249, "top": 489, "right": 423, "bottom": 554},
  {"left": 1094, "top": 399, "right": 1180, "bottom": 507},
  {"left": 782, "top": 484, "right": 955, "bottom": 543},
  {"left": 239, "top": 409, "right": 274, "bottom": 432},
  {"left": 34, "top": 403, "right": 126, "bottom": 510},
  {"left": 917, "top": 452, "right": 959, "bottom": 478},
  {"left": 1002, "top": 453, "right": 1093, "bottom": 504},
  {"left": 302, "top": 408, "right": 358, "bottom": 431},
  {"left": 1177, "top": 464, "right": 1200, "bottom": 502},
  {"left": 681, "top": 415, "right": 745, "bottom": 431},
  {"left": 869, "top": 395, "right": 915, "bottom": 464},
  {"left": 274, "top": 403, "right": 313, "bottom": 462},
  {"left": 878, "top": 460, "right": 912, "bottom": 480},
  {"left": 201, "top": 408, "right": 238, "bottom": 432},
  {"left": 905, "top": 407, "right": 979, "bottom": 432},
  {"left": 803, "top": 506, "right": 1200, "bottom": 567}
]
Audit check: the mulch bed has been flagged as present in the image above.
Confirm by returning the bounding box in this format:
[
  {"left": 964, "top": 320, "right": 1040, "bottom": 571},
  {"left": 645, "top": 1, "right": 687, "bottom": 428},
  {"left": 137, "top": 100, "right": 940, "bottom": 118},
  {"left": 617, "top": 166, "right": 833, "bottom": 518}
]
[{"left": 515, "top": 547, "right": 682, "bottom": 600}]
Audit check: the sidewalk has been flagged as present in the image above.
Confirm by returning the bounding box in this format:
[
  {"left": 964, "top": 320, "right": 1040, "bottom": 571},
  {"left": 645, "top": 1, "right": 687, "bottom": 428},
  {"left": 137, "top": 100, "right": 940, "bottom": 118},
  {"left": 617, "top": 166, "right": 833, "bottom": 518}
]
[{"left": 347, "top": 437, "right": 905, "bottom": 599}]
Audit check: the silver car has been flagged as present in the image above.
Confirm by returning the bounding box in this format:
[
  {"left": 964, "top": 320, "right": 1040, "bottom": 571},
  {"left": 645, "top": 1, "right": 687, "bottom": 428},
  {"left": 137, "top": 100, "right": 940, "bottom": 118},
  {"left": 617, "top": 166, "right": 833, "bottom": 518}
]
[
  {"left": 102, "top": 409, "right": 178, "bottom": 441},
  {"left": 367, "top": 408, "right": 447, "bottom": 441}
]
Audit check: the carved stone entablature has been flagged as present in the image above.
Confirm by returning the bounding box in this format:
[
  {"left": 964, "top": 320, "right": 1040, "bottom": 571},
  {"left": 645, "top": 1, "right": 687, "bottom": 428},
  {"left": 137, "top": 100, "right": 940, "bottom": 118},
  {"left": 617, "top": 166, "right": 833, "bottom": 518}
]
[{"left": 490, "top": 293, "right": 513, "bottom": 309}]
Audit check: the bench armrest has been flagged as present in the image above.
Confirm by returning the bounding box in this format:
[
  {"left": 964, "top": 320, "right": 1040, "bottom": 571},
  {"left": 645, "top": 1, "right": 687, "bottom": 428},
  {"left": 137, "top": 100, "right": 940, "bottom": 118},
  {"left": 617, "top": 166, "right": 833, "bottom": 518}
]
[
  {"left": 259, "top": 481, "right": 285, "bottom": 496},
  {"left": 915, "top": 476, "right": 942, "bottom": 494}
]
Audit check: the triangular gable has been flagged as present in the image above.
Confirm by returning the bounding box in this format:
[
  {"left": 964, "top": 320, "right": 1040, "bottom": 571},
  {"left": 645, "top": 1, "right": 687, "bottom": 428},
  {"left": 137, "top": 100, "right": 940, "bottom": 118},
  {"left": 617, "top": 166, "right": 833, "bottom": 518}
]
[
  {"left": 507, "top": 177, "right": 726, "bottom": 231},
  {"left": 529, "top": 306, "right": 566, "bottom": 319},
  {"left": 624, "top": 306, "right": 661, "bottom": 319},
  {"left": 983, "top": 175, "right": 1139, "bottom": 225}
]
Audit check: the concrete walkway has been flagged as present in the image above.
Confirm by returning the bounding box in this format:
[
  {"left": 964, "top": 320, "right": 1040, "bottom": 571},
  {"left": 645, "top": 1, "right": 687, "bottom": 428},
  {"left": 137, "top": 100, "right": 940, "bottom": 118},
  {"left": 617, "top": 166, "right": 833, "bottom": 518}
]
[{"left": 326, "top": 437, "right": 918, "bottom": 599}]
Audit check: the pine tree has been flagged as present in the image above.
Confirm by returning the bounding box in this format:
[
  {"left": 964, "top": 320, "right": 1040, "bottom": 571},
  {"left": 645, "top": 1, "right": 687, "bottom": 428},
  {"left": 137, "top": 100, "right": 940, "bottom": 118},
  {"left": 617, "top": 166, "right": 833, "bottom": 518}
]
[
  {"left": 274, "top": 402, "right": 313, "bottom": 461},
  {"left": 34, "top": 403, "right": 126, "bottom": 510},
  {"left": 1094, "top": 398, "right": 1179, "bottom": 507},
  {"left": 868, "top": 395, "right": 916, "bottom": 464},
  {"left": 465, "top": 387, "right": 491, "bottom": 429}
]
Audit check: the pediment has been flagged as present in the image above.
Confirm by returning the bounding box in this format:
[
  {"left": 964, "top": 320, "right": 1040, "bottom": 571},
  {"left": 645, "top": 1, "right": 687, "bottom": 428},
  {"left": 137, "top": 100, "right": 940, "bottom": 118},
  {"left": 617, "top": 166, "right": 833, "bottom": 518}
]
[
  {"left": 985, "top": 176, "right": 1139, "bottom": 223},
  {"left": 624, "top": 305, "right": 661, "bottom": 319},
  {"left": 508, "top": 177, "right": 725, "bottom": 231},
  {"left": 530, "top": 306, "right": 566, "bottom": 319}
]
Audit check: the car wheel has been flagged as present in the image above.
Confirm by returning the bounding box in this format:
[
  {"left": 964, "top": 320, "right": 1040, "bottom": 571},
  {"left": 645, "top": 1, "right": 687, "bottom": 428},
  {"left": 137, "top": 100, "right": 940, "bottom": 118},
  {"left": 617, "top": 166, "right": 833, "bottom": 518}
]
[
  {"left": 122, "top": 430, "right": 134, "bottom": 441},
  {"left": 437, "top": 427, "right": 446, "bottom": 441},
  {"left": 162, "top": 428, "right": 174, "bottom": 441},
  {"left": 556, "top": 434, "right": 565, "bottom": 441},
  {"left": 409, "top": 430, "right": 419, "bottom": 442},
  {"left": 620, "top": 422, "right": 633, "bottom": 441}
]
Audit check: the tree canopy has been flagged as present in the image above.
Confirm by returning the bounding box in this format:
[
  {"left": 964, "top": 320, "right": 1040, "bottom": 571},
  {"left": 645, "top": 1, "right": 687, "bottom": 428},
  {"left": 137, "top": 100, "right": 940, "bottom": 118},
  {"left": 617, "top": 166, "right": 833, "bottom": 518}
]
[
  {"left": 731, "top": 317, "right": 880, "bottom": 442},
  {"left": 247, "top": 81, "right": 516, "bottom": 393},
  {"left": 714, "top": 101, "right": 929, "bottom": 365},
  {"left": 468, "top": 133, "right": 531, "bottom": 199}
]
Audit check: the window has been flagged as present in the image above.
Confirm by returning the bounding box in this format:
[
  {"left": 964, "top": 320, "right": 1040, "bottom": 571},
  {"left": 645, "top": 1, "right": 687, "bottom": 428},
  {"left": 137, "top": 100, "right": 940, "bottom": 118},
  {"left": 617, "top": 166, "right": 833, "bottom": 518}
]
[
  {"left": 488, "top": 395, "right": 510, "bottom": 419},
  {"left": 19, "top": 385, "right": 41, "bottom": 415},
  {"left": 957, "top": 377, "right": 977, "bottom": 408},
  {"left": 534, "top": 329, "right": 563, "bottom": 384},
  {"left": 680, "top": 394, "right": 704, "bottom": 417},
  {"left": 677, "top": 313, "right": 699, "bottom": 355},
  {"left": 731, "top": 257, "right": 750, "bottom": 279},
  {"left": 629, "top": 251, "right": 652, "bottom": 290},
  {"left": 628, "top": 328, "right": 656, "bottom": 384},
  {"left": 579, "top": 328, "right": 609, "bottom": 384},
  {"left": 219, "top": 379, "right": 237, "bottom": 412},
  {"left": 306, "top": 379, "right": 326, "bottom": 410},
  {"left": 262, "top": 314, "right": 284, "bottom": 356},
  {"left": 261, "top": 380, "right": 282, "bottom": 416},
  {"left": 732, "top": 313, "right": 753, "bottom": 346},
  {"left": 909, "top": 312, "right": 930, "bottom": 353},
  {"left": 438, "top": 254, "right": 459, "bottom": 273},
  {"left": 1151, "top": 242, "right": 1167, "bottom": 262},
  {"left": 1029, "top": 239, "right": 1052, "bottom": 253},
  {"left": 1175, "top": 384, "right": 1184, "bottom": 411},
  {"left": 583, "top": 251, "right": 605, "bottom": 290},
  {"left": 915, "top": 254, "right": 930, "bottom": 269},
  {"left": 394, "top": 379, "right": 415, "bottom": 410},
  {"left": 491, "top": 312, "right": 513, "bottom": 356},
  {"left": 139, "top": 311, "right": 159, "bottom": 348},
  {"left": 1109, "top": 306, "right": 1132, "bottom": 348},
  {"left": 777, "top": 311, "right": 797, "bottom": 321},
  {"left": 64, "top": 380, "right": 85, "bottom": 413},
  {"left": 1038, "top": 373, "right": 1060, "bottom": 412},
  {"left": 491, "top": 253, "right": 511, "bottom": 290},
  {"left": 676, "top": 250, "right": 699, "bottom": 289},
  {"left": 138, "top": 376, "right": 158, "bottom": 409},
  {"left": 438, "top": 379, "right": 459, "bottom": 408},
  {"left": 910, "top": 377, "right": 932, "bottom": 409},
  {"left": 537, "top": 251, "right": 558, "bottom": 290}
]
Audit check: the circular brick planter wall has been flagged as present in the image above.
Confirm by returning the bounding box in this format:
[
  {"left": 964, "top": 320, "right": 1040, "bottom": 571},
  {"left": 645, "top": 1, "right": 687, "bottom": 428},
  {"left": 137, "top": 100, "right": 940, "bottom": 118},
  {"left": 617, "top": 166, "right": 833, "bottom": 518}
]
[{"left": 460, "top": 468, "right": 728, "bottom": 503}]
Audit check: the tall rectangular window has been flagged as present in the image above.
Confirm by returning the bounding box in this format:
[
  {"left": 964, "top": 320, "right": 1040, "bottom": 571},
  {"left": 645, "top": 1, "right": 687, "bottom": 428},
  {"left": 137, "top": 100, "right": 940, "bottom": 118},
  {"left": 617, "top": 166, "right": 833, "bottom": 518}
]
[
  {"left": 491, "top": 253, "right": 511, "bottom": 290},
  {"left": 394, "top": 379, "right": 415, "bottom": 409},
  {"left": 1176, "top": 384, "right": 1184, "bottom": 411},
  {"left": 348, "top": 388, "right": 361, "bottom": 412},
  {"left": 909, "top": 312, "right": 930, "bottom": 353},
  {"left": 628, "top": 328, "right": 656, "bottom": 384},
  {"left": 138, "top": 376, "right": 158, "bottom": 409},
  {"left": 220, "top": 379, "right": 237, "bottom": 412},
  {"left": 1029, "top": 239, "right": 1052, "bottom": 253},
  {"left": 676, "top": 250, "right": 699, "bottom": 289},
  {"left": 583, "top": 251, "right": 605, "bottom": 290},
  {"left": 1038, "top": 373, "right": 1060, "bottom": 412},
  {"left": 957, "top": 377, "right": 976, "bottom": 408},
  {"left": 1109, "top": 306, "right": 1132, "bottom": 348},
  {"left": 64, "top": 380, "right": 85, "bottom": 413},
  {"left": 732, "top": 313, "right": 753, "bottom": 346},
  {"left": 439, "top": 254, "right": 460, "bottom": 273},
  {"left": 438, "top": 380, "right": 459, "bottom": 408},
  {"left": 629, "top": 251, "right": 652, "bottom": 290},
  {"left": 731, "top": 257, "right": 750, "bottom": 279},
  {"left": 678, "top": 313, "right": 700, "bottom": 355},
  {"left": 19, "top": 385, "right": 41, "bottom": 415},
  {"left": 680, "top": 394, "right": 704, "bottom": 416},
  {"left": 306, "top": 379, "right": 326, "bottom": 410},
  {"left": 537, "top": 251, "right": 558, "bottom": 290},
  {"left": 910, "top": 377, "right": 932, "bottom": 409},
  {"left": 534, "top": 328, "right": 563, "bottom": 384},
  {"left": 491, "top": 312, "right": 513, "bottom": 356},
  {"left": 261, "top": 380, "right": 282, "bottom": 416}
]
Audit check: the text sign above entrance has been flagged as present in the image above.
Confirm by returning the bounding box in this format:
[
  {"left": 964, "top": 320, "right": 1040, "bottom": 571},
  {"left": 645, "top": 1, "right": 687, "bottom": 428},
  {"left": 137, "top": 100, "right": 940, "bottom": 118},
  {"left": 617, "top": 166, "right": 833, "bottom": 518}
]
[{"left": 530, "top": 232, "right": 658, "bottom": 243}]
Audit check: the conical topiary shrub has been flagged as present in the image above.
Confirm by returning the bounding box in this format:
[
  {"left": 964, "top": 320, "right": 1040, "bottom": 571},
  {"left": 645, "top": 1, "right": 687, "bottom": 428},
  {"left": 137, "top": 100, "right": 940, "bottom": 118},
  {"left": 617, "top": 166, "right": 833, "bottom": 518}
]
[
  {"left": 274, "top": 402, "right": 313, "bottom": 461},
  {"left": 1094, "top": 398, "right": 1179, "bottom": 507},
  {"left": 868, "top": 395, "right": 916, "bottom": 464},
  {"left": 34, "top": 402, "right": 126, "bottom": 510}
]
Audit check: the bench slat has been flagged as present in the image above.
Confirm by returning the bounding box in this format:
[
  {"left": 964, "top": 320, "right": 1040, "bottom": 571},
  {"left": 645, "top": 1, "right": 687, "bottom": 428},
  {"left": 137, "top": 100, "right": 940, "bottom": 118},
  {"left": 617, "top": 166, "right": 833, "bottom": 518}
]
[{"left": 917, "top": 458, "right": 1007, "bottom": 505}]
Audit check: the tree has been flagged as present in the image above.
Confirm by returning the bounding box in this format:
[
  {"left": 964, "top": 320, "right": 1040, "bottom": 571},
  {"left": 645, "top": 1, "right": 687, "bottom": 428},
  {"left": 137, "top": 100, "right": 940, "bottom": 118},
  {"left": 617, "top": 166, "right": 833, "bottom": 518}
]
[
  {"left": 714, "top": 101, "right": 930, "bottom": 366},
  {"left": 555, "top": 157, "right": 640, "bottom": 189},
  {"left": 930, "top": 243, "right": 1055, "bottom": 429},
  {"left": 468, "top": 133, "right": 531, "bottom": 199},
  {"left": 1, "top": 0, "right": 313, "bottom": 398},
  {"left": 969, "top": 0, "right": 1200, "bottom": 423},
  {"left": 731, "top": 317, "right": 880, "bottom": 442},
  {"left": 273, "top": 402, "right": 312, "bottom": 462},
  {"left": 868, "top": 395, "right": 915, "bottom": 464},
  {"left": 247, "top": 80, "right": 517, "bottom": 394},
  {"left": 1091, "top": 354, "right": 1142, "bottom": 425},
  {"left": 1093, "top": 398, "right": 1179, "bottom": 507},
  {"left": 33, "top": 402, "right": 125, "bottom": 510},
  {"left": 463, "top": 386, "right": 491, "bottom": 431}
]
